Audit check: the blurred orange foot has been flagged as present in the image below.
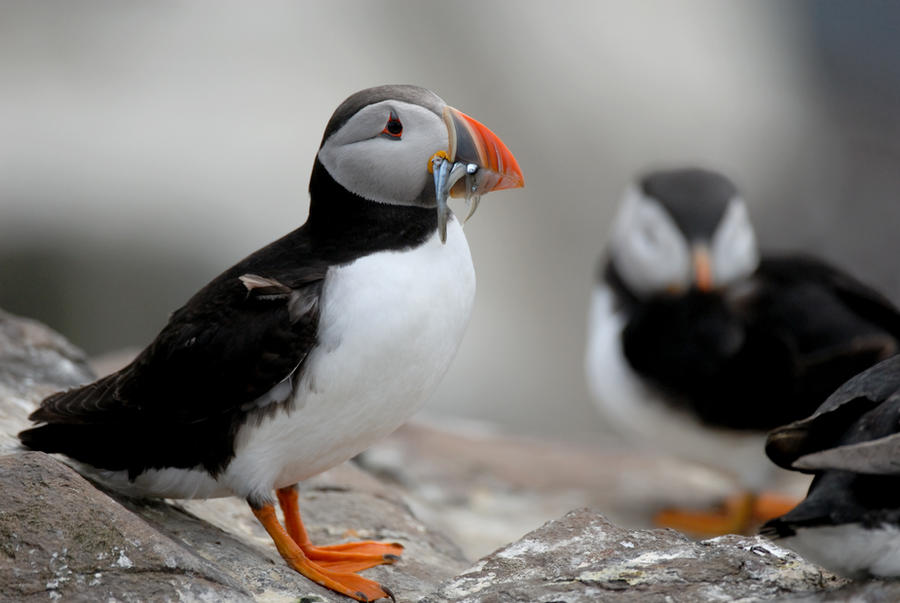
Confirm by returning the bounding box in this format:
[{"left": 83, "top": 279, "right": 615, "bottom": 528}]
[
  {"left": 655, "top": 492, "right": 755, "bottom": 537},
  {"left": 656, "top": 491, "right": 801, "bottom": 537},
  {"left": 751, "top": 491, "right": 799, "bottom": 523}
]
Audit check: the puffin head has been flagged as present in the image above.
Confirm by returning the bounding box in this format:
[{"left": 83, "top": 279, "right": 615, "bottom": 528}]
[
  {"left": 608, "top": 167, "right": 759, "bottom": 297},
  {"left": 316, "top": 84, "right": 524, "bottom": 241}
]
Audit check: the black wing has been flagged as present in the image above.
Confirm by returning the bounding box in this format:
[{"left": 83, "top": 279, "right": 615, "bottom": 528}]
[
  {"left": 761, "top": 468, "right": 900, "bottom": 538},
  {"left": 622, "top": 254, "right": 900, "bottom": 431},
  {"left": 20, "top": 229, "right": 326, "bottom": 478},
  {"left": 766, "top": 355, "right": 900, "bottom": 471},
  {"left": 763, "top": 359, "right": 900, "bottom": 539},
  {"left": 750, "top": 254, "right": 900, "bottom": 359}
]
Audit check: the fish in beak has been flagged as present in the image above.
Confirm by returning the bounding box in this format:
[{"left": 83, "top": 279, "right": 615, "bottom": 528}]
[{"left": 430, "top": 106, "right": 524, "bottom": 242}]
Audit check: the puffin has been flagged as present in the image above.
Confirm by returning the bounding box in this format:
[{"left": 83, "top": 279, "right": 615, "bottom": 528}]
[
  {"left": 19, "top": 84, "right": 524, "bottom": 602},
  {"left": 585, "top": 167, "right": 900, "bottom": 536},
  {"left": 763, "top": 354, "right": 900, "bottom": 578}
]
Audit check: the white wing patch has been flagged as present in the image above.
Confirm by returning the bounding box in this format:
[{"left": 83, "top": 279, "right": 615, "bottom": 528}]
[
  {"left": 239, "top": 274, "right": 291, "bottom": 297},
  {"left": 237, "top": 274, "right": 321, "bottom": 412}
]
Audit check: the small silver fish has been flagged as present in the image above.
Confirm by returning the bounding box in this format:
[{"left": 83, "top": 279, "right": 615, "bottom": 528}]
[{"left": 432, "top": 155, "right": 468, "bottom": 243}]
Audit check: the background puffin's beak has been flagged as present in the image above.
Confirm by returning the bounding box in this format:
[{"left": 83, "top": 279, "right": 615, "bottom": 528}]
[
  {"left": 443, "top": 106, "right": 524, "bottom": 196},
  {"left": 692, "top": 245, "right": 714, "bottom": 292}
]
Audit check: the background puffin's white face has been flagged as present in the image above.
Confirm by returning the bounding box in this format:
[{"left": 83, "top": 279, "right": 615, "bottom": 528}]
[
  {"left": 610, "top": 186, "right": 761, "bottom": 296},
  {"left": 317, "top": 100, "right": 447, "bottom": 206},
  {"left": 710, "top": 197, "right": 759, "bottom": 286},
  {"left": 610, "top": 186, "right": 692, "bottom": 296}
]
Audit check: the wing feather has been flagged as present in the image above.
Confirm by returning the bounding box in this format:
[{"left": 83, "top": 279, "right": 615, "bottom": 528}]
[{"left": 20, "top": 251, "right": 327, "bottom": 475}]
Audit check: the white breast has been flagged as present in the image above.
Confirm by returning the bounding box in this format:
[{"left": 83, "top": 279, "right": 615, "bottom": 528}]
[
  {"left": 86, "top": 219, "right": 475, "bottom": 502},
  {"left": 222, "top": 219, "right": 475, "bottom": 501},
  {"left": 585, "top": 284, "right": 772, "bottom": 488},
  {"left": 779, "top": 523, "right": 900, "bottom": 579}
]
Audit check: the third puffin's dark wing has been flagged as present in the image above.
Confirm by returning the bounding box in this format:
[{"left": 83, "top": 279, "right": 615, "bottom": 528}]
[
  {"left": 766, "top": 355, "right": 900, "bottom": 471},
  {"left": 761, "top": 469, "right": 900, "bottom": 538},
  {"left": 20, "top": 227, "right": 326, "bottom": 477},
  {"left": 763, "top": 363, "right": 900, "bottom": 543}
]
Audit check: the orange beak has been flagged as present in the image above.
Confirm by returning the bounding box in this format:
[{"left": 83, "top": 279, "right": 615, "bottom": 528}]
[
  {"left": 443, "top": 106, "right": 524, "bottom": 195},
  {"left": 692, "top": 245, "right": 714, "bottom": 292},
  {"left": 430, "top": 105, "right": 524, "bottom": 243}
]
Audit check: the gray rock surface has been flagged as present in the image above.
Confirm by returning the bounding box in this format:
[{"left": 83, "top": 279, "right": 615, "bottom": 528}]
[
  {"left": 358, "top": 420, "right": 810, "bottom": 559},
  {"left": 0, "top": 309, "right": 94, "bottom": 454},
  {"left": 0, "top": 309, "right": 467, "bottom": 602},
  {"left": 0, "top": 309, "right": 94, "bottom": 397},
  {"left": 1, "top": 451, "right": 248, "bottom": 602},
  {"left": 423, "top": 508, "right": 846, "bottom": 602},
  {"left": 0, "top": 448, "right": 467, "bottom": 603},
  {"left": 3, "top": 307, "right": 900, "bottom": 603}
]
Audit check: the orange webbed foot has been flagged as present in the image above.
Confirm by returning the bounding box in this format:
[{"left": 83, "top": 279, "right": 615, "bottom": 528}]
[
  {"left": 301, "top": 540, "right": 404, "bottom": 573},
  {"left": 252, "top": 503, "right": 395, "bottom": 601}
]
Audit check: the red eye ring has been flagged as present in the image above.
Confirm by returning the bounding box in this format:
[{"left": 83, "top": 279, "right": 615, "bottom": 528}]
[{"left": 381, "top": 110, "right": 402, "bottom": 140}]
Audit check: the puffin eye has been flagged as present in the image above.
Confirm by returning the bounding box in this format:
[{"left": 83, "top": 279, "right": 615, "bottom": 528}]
[{"left": 381, "top": 111, "right": 403, "bottom": 140}]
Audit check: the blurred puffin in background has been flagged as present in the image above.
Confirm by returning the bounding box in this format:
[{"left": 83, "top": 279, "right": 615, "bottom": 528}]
[
  {"left": 586, "top": 167, "right": 900, "bottom": 536},
  {"left": 764, "top": 354, "right": 900, "bottom": 578}
]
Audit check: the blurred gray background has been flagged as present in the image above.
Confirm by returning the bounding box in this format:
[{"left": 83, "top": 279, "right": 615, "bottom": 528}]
[{"left": 2, "top": 1, "right": 899, "bottom": 442}]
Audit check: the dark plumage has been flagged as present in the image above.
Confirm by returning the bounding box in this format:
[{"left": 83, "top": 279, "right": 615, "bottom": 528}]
[
  {"left": 763, "top": 355, "right": 900, "bottom": 577},
  {"left": 19, "top": 164, "right": 437, "bottom": 479},
  {"left": 616, "top": 254, "right": 900, "bottom": 431},
  {"left": 640, "top": 169, "right": 736, "bottom": 239}
]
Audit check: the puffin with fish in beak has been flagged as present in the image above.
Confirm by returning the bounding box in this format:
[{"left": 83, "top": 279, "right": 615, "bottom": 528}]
[{"left": 19, "top": 84, "right": 524, "bottom": 601}]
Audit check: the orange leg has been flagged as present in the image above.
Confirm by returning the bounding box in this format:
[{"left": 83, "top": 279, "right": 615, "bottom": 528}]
[
  {"left": 655, "top": 491, "right": 802, "bottom": 537},
  {"left": 751, "top": 491, "right": 799, "bottom": 523},
  {"left": 251, "top": 503, "right": 394, "bottom": 602},
  {"left": 275, "top": 486, "right": 403, "bottom": 574},
  {"left": 655, "top": 492, "right": 756, "bottom": 537}
]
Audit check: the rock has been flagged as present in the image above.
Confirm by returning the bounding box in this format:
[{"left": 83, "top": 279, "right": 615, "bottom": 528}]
[
  {"left": 4, "top": 307, "right": 898, "bottom": 603},
  {"left": 0, "top": 449, "right": 467, "bottom": 603},
  {"left": 0, "top": 309, "right": 94, "bottom": 453},
  {"left": 139, "top": 463, "right": 469, "bottom": 602},
  {"left": 423, "top": 508, "right": 846, "bottom": 602},
  {"left": 0, "top": 310, "right": 466, "bottom": 602},
  {"left": 357, "top": 420, "right": 809, "bottom": 559},
  {"left": 0, "top": 309, "right": 94, "bottom": 396},
  {"left": 0, "top": 451, "right": 249, "bottom": 602}
]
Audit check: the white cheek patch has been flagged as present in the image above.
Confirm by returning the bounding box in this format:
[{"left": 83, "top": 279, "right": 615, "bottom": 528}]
[
  {"left": 320, "top": 138, "right": 430, "bottom": 203},
  {"left": 710, "top": 198, "right": 759, "bottom": 286},
  {"left": 318, "top": 102, "right": 447, "bottom": 205},
  {"left": 610, "top": 186, "right": 691, "bottom": 296}
]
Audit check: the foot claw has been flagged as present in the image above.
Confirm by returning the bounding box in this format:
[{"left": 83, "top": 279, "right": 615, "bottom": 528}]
[
  {"left": 382, "top": 584, "right": 397, "bottom": 602},
  {"left": 383, "top": 554, "right": 401, "bottom": 562}
]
